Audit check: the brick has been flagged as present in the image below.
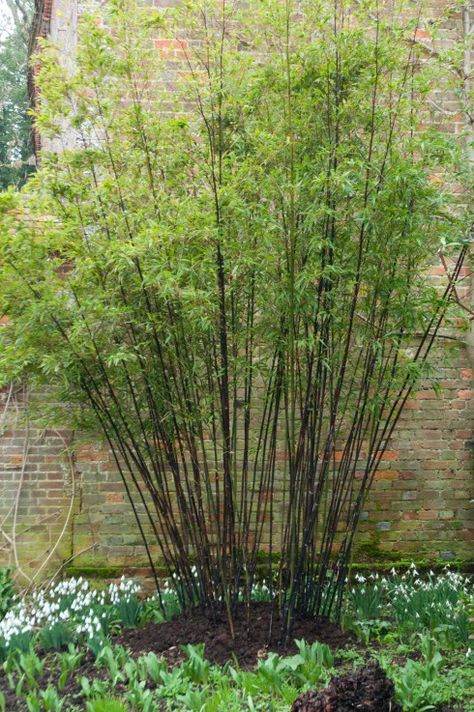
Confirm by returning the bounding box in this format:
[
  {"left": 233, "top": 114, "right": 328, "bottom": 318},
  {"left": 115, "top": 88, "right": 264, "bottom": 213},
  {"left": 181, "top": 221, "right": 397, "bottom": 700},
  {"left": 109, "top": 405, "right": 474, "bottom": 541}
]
[
  {"left": 418, "top": 510, "right": 439, "bottom": 520},
  {"left": 379, "top": 450, "right": 399, "bottom": 461},
  {"left": 106, "top": 492, "right": 124, "bottom": 504},
  {"left": 154, "top": 38, "right": 188, "bottom": 49},
  {"left": 415, "top": 390, "right": 438, "bottom": 400},
  {"left": 9, "top": 454, "right": 24, "bottom": 465},
  {"left": 414, "top": 28, "right": 431, "bottom": 40},
  {"left": 374, "top": 469, "right": 398, "bottom": 480}
]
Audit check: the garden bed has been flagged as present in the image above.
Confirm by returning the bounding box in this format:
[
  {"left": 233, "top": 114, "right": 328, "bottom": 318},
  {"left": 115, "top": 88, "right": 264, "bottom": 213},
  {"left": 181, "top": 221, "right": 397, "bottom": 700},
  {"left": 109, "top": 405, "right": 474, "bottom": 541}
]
[
  {"left": 0, "top": 602, "right": 355, "bottom": 710},
  {"left": 0, "top": 567, "right": 472, "bottom": 711},
  {"left": 114, "top": 601, "right": 354, "bottom": 667}
]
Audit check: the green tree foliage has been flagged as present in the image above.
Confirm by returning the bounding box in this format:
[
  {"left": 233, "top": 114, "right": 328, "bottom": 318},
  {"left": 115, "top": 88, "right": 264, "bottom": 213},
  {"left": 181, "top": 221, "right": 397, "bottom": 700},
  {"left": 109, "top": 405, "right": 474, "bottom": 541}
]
[
  {"left": 0, "top": 0, "right": 471, "bottom": 637},
  {"left": 0, "top": 0, "right": 34, "bottom": 189}
]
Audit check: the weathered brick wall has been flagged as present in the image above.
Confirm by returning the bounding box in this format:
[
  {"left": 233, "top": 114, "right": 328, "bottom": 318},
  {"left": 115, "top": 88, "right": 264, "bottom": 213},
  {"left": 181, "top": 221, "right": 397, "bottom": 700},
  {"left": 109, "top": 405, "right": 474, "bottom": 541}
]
[
  {"left": 357, "top": 342, "right": 473, "bottom": 563},
  {"left": 1, "top": 0, "right": 472, "bottom": 582},
  {"left": 66, "top": 342, "right": 474, "bottom": 575},
  {"left": 0, "top": 386, "right": 74, "bottom": 582},
  {"left": 70, "top": 343, "right": 473, "bottom": 566}
]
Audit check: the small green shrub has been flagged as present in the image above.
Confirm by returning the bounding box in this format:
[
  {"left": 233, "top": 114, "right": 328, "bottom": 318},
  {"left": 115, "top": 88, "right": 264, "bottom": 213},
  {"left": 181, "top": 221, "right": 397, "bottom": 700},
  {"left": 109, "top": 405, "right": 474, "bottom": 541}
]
[
  {"left": 86, "top": 699, "right": 128, "bottom": 712},
  {"left": 182, "top": 644, "right": 210, "bottom": 685},
  {"left": 136, "top": 652, "right": 167, "bottom": 685},
  {"left": 40, "top": 685, "right": 64, "bottom": 711},
  {"left": 15, "top": 649, "right": 45, "bottom": 690},
  {"left": 57, "top": 644, "right": 84, "bottom": 690}
]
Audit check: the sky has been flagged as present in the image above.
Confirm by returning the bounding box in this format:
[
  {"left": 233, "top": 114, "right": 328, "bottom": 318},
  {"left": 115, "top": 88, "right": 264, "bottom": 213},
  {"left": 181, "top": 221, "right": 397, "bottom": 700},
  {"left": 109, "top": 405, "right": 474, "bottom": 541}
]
[{"left": 0, "top": 0, "right": 16, "bottom": 40}]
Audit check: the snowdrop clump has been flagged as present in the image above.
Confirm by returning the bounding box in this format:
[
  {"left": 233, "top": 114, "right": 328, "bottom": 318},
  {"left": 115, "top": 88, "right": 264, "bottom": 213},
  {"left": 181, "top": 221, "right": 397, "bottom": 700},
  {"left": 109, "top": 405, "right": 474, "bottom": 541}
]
[
  {"left": 349, "top": 564, "right": 473, "bottom": 644},
  {"left": 108, "top": 577, "right": 141, "bottom": 605},
  {"left": 0, "top": 575, "right": 142, "bottom": 656},
  {"left": 76, "top": 612, "right": 105, "bottom": 639},
  {"left": 250, "top": 580, "right": 272, "bottom": 602},
  {"left": 0, "top": 605, "right": 36, "bottom": 648},
  {"left": 162, "top": 565, "right": 275, "bottom": 605}
]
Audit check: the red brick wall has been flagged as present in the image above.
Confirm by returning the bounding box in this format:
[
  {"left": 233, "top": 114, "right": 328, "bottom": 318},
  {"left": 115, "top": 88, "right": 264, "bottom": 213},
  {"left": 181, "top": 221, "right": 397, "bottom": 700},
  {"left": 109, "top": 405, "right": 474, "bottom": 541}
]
[{"left": 0, "top": 386, "right": 74, "bottom": 582}]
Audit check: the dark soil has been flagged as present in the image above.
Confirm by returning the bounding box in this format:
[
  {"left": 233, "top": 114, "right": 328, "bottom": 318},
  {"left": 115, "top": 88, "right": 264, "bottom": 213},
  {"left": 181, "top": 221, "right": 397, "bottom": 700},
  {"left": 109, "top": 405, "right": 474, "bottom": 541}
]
[
  {"left": 391, "top": 649, "right": 422, "bottom": 666},
  {"left": 291, "top": 661, "right": 402, "bottom": 712},
  {"left": 115, "top": 600, "right": 355, "bottom": 667}
]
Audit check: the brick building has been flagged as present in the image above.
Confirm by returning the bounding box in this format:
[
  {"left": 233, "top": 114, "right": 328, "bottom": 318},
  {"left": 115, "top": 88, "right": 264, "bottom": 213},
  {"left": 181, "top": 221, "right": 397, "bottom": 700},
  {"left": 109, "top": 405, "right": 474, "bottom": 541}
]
[{"left": 1, "top": 0, "right": 473, "bottom": 585}]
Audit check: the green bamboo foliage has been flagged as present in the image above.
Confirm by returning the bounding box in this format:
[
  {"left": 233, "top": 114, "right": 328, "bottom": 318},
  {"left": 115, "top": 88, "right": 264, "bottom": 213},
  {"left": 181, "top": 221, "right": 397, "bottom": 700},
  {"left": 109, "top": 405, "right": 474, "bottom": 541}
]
[{"left": 0, "top": 0, "right": 471, "bottom": 638}]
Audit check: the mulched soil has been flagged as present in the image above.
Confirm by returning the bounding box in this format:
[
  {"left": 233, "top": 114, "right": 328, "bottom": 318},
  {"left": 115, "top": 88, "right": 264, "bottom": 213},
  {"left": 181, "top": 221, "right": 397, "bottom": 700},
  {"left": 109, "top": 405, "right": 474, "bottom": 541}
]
[
  {"left": 114, "top": 600, "right": 355, "bottom": 668},
  {"left": 390, "top": 649, "right": 422, "bottom": 666},
  {"left": 289, "top": 659, "right": 466, "bottom": 712},
  {"left": 291, "top": 661, "right": 402, "bottom": 711}
]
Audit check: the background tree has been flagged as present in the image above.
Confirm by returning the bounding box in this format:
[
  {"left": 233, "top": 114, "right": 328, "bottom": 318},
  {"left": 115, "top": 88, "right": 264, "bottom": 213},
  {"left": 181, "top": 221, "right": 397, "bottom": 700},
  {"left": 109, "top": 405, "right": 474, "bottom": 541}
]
[
  {"left": 0, "top": 0, "right": 34, "bottom": 189},
  {"left": 0, "top": 0, "right": 471, "bottom": 639}
]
